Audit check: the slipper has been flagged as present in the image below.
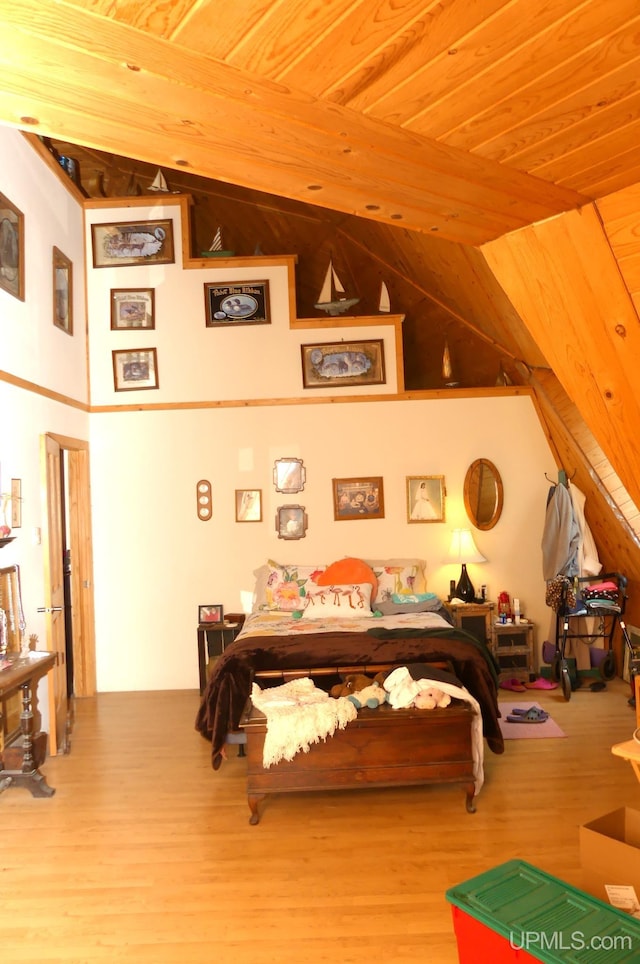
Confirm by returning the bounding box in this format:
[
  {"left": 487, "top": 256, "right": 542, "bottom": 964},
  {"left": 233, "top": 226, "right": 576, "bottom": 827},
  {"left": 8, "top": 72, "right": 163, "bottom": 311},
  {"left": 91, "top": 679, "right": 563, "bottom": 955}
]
[
  {"left": 508, "top": 706, "right": 541, "bottom": 716},
  {"left": 500, "top": 678, "right": 526, "bottom": 692},
  {"left": 524, "top": 677, "right": 558, "bottom": 690},
  {"left": 506, "top": 707, "right": 549, "bottom": 723}
]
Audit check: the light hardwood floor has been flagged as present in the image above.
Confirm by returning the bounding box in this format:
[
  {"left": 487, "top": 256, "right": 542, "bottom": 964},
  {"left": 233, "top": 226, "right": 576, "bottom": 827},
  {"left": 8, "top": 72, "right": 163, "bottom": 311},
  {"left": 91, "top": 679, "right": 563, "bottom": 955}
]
[{"left": 0, "top": 680, "right": 638, "bottom": 963}]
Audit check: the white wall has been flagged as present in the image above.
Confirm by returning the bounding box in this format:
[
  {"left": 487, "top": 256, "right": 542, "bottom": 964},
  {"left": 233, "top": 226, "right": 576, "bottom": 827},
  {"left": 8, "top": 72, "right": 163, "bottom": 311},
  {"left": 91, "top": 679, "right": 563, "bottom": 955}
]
[{"left": 2, "top": 125, "right": 560, "bottom": 702}]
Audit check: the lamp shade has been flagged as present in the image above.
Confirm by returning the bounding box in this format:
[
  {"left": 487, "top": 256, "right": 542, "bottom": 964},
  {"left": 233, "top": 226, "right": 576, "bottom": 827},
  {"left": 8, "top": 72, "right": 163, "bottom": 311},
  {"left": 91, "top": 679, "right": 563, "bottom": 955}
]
[
  {"left": 447, "top": 528, "right": 487, "bottom": 564},
  {"left": 447, "top": 529, "right": 486, "bottom": 603}
]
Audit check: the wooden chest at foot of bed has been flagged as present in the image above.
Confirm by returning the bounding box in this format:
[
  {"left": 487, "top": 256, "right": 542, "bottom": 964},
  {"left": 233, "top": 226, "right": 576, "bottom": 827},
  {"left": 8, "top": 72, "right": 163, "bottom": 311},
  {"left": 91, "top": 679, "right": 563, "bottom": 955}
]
[{"left": 240, "top": 701, "right": 477, "bottom": 824}]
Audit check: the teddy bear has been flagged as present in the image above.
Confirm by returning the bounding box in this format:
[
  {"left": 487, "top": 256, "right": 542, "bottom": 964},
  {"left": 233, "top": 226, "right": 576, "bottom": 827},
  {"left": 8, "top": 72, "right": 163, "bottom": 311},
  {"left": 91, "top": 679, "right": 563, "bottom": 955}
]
[
  {"left": 330, "top": 672, "right": 388, "bottom": 709},
  {"left": 413, "top": 686, "right": 451, "bottom": 710}
]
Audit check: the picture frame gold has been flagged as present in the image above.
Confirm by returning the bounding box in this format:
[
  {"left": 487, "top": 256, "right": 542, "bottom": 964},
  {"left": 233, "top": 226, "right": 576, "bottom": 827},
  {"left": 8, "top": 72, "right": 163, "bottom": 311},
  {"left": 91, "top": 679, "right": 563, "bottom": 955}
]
[
  {"left": 301, "top": 339, "right": 385, "bottom": 389},
  {"left": 332, "top": 477, "right": 384, "bottom": 520},
  {"left": 91, "top": 219, "right": 174, "bottom": 268},
  {"left": 53, "top": 246, "right": 73, "bottom": 335},
  {"left": 110, "top": 288, "right": 155, "bottom": 330},
  {"left": 0, "top": 191, "right": 25, "bottom": 301},
  {"left": 273, "top": 458, "right": 306, "bottom": 494},
  {"left": 235, "top": 489, "right": 262, "bottom": 522},
  {"left": 406, "top": 475, "right": 446, "bottom": 523},
  {"left": 276, "top": 504, "right": 307, "bottom": 540},
  {"left": 112, "top": 348, "right": 159, "bottom": 392}
]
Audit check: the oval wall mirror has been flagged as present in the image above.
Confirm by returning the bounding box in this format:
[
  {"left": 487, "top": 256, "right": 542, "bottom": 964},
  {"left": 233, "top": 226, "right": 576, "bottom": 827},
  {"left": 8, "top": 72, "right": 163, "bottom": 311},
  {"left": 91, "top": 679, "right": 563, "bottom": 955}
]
[{"left": 464, "top": 458, "right": 503, "bottom": 530}]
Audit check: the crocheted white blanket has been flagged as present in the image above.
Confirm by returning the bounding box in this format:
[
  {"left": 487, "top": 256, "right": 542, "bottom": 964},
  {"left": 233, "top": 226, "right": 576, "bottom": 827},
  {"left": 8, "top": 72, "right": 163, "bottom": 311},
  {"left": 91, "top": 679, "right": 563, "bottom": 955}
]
[{"left": 250, "top": 678, "right": 357, "bottom": 768}]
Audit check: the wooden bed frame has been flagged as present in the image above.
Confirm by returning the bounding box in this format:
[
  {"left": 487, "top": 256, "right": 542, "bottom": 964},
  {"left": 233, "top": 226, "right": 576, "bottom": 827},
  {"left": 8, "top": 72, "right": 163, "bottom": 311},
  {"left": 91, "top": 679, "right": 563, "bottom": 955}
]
[{"left": 240, "top": 664, "right": 477, "bottom": 824}]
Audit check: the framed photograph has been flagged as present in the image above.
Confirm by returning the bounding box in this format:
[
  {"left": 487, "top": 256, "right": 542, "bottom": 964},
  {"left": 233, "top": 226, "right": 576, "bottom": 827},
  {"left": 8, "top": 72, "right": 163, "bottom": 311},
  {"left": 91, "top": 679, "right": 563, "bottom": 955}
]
[
  {"left": 111, "top": 288, "right": 155, "bottom": 330},
  {"left": 407, "top": 475, "right": 446, "bottom": 523},
  {"left": 204, "top": 280, "right": 270, "bottom": 327},
  {"left": 91, "top": 219, "right": 174, "bottom": 268},
  {"left": 273, "top": 457, "right": 306, "bottom": 494},
  {"left": 235, "top": 488, "right": 262, "bottom": 522},
  {"left": 199, "top": 604, "right": 223, "bottom": 625},
  {"left": 276, "top": 504, "right": 308, "bottom": 540},
  {"left": 301, "top": 339, "right": 385, "bottom": 389},
  {"left": 112, "top": 348, "right": 159, "bottom": 392},
  {"left": 53, "top": 246, "right": 73, "bottom": 334},
  {"left": 10, "top": 478, "right": 21, "bottom": 529},
  {"left": 0, "top": 191, "right": 25, "bottom": 301},
  {"left": 333, "top": 477, "right": 384, "bottom": 520}
]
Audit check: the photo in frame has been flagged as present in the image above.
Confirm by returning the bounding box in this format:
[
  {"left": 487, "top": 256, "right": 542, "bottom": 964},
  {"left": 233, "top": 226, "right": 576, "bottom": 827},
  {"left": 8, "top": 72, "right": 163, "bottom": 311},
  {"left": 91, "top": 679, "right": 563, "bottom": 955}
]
[
  {"left": 301, "top": 339, "right": 385, "bottom": 389},
  {"left": 91, "top": 219, "right": 174, "bottom": 268},
  {"left": 235, "top": 489, "right": 262, "bottom": 522},
  {"left": 53, "top": 246, "right": 73, "bottom": 334},
  {"left": 406, "top": 475, "right": 446, "bottom": 523},
  {"left": 0, "top": 191, "right": 25, "bottom": 301},
  {"left": 204, "top": 280, "right": 270, "bottom": 327},
  {"left": 111, "top": 288, "right": 155, "bottom": 329},
  {"left": 332, "top": 477, "right": 384, "bottom": 520},
  {"left": 273, "top": 458, "right": 306, "bottom": 493},
  {"left": 112, "top": 348, "right": 159, "bottom": 392},
  {"left": 276, "top": 504, "right": 308, "bottom": 540},
  {"left": 199, "top": 604, "right": 223, "bottom": 625},
  {"left": 10, "top": 478, "right": 21, "bottom": 528}
]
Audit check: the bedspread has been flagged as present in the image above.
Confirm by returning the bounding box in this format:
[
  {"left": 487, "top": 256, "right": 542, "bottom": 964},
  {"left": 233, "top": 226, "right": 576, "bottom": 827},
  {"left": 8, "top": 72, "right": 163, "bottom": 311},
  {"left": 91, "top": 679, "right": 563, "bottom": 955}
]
[{"left": 195, "top": 614, "right": 503, "bottom": 765}]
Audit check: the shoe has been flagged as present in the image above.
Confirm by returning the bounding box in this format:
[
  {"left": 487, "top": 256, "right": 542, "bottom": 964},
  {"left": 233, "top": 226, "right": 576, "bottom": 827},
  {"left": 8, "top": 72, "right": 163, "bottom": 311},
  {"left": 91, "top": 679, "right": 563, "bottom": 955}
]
[
  {"left": 524, "top": 677, "right": 558, "bottom": 690},
  {"left": 506, "top": 707, "right": 549, "bottom": 723},
  {"left": 500, "top": 678, "right": 526, "bottom": 692}
]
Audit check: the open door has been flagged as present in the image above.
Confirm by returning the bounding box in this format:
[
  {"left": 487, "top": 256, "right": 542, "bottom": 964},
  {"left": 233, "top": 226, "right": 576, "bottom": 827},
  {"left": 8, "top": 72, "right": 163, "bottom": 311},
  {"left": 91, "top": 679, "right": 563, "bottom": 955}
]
[{"left": 41, "top": 433, "right": 96, "bottom": 756}]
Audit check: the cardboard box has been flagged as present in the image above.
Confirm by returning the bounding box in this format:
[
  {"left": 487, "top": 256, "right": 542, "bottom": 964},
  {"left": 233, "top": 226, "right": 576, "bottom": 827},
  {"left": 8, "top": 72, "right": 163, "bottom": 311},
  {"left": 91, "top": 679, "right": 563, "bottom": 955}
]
[{"left": 580, "top": 807, "right": 640, "bottom": 908}]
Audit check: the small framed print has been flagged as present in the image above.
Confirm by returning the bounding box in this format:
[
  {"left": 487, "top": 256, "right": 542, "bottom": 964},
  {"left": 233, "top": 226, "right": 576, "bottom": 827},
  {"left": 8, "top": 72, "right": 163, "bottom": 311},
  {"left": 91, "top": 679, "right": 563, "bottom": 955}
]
[
  {"left": 199, "top": 604, "right": 223, "bottom": 625},
  {"left": 235, "top": 489, "right": 262, "bottom": 522},
  {"left": 204, "top": 280, "right": 270, "bottom": 327},
  {"left": 273, "top": 458, "right": 306, "bottom": 494},
  {"left": 333, "top": 477, "right": 384, "bottom": 520},
  {"left": 53, "top": 246, "right": 73, "bottom": 334},
  {"left": 112, "top": 348, "right": 159, "bottom": 392},
  {"left": 91, "top": 219, "right": 174, "bottom": 268},
  {"left": 276, "top": 504, "right": 307, "bottom": 540},
  {"left": 111, "top": 288, "right": 155, "bottom": 330},
  {"left": 10, "top": 478, "right": 21, "bottom": 528},
  {"left": 407, "top": 475, "right": 446, "bottom": 523},
  {"left": 301, "top": 339, "right": 385, "bottom": 389},
  {"left": 0, "top": 192, "right": 25, "bottom": 301}
]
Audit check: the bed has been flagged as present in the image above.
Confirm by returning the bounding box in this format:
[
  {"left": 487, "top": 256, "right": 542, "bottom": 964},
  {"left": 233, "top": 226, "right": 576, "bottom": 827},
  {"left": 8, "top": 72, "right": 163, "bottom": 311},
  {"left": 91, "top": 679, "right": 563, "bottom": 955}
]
[{"left": 195, "top": 558, "right": 504, "bottom": 776}]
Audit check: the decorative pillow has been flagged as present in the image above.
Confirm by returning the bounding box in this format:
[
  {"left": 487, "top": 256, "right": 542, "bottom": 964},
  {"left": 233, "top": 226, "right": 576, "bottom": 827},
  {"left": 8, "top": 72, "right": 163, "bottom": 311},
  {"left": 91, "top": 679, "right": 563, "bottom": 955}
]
[
  {"left": 259, "top": 560, "right": 326, "bottom": 612},
  {"left": 301, "top": 583, "right": 373, "bottom": 619},
  {"left": 366, "top": 560, "right": 427, "bottom": 603},
  {"left": 374, "top": 592, "right": 442, "bottom": 616},
  {"left": 317, "top": 557, "right": 377, "bottom": 600}
]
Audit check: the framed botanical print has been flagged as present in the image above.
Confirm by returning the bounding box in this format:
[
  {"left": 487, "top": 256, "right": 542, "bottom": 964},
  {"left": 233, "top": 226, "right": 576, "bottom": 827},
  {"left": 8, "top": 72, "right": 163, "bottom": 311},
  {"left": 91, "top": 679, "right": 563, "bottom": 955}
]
[{"left": 53, "top": 246, "right": 73, "bottom": 334}]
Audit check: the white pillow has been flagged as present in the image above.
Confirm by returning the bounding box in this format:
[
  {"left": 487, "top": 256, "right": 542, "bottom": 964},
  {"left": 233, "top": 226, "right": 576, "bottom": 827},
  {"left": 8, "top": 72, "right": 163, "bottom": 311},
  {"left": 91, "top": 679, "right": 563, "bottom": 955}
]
[{"left": 301, "top": 583, "right": 373, "bottom": 619}]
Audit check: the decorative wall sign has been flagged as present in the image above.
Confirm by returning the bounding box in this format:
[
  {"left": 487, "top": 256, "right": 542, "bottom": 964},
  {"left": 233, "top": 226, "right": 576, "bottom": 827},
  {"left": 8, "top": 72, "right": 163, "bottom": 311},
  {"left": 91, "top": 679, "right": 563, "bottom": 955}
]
[
  {"left": 53, "top": 246, "right": 73, "bottom": 334},
  {"left": 112, "top": 348, "right": 159, "bottom": 391},
  {"left": 111, "top": 288, "right": 155, "bottom": 329},
  {"left": 332, "top": 477, "right": 384, "bottom": 520},
  {"left": 276, "top": 504, "right": 307, "bottom": 540},
  {"left": 0, "top": 191, "right": 24, "bottom": 301},
  {"left": 204, "top": 280, "right": 270, "bottom": 327},
  {"left": 301, "top": 339, "right": 386, "bottom": 389},
  {"left": 91, "top": 219, "right": 174, "bottom": 268}
]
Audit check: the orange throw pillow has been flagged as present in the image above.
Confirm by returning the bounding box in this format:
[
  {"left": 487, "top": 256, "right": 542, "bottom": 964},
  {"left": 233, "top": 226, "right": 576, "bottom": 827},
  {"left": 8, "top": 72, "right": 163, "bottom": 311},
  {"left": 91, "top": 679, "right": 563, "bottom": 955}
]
[{"left": 317, "top": 557, "right": 378, "bottom": 601}]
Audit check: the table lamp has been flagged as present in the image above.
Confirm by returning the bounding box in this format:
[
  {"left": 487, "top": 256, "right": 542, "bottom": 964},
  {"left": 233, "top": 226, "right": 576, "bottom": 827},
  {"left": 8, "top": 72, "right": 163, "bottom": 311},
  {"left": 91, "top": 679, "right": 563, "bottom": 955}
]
[{"left": 448, "top": 528, "right": 486, "bottom": 602}]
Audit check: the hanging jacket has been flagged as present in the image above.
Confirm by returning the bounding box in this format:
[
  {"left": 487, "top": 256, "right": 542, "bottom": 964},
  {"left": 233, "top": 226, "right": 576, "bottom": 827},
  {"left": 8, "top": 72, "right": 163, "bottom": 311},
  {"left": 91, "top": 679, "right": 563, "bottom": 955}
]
[{"left": 541, "top": 483, "right": 580, "bottom": 581}]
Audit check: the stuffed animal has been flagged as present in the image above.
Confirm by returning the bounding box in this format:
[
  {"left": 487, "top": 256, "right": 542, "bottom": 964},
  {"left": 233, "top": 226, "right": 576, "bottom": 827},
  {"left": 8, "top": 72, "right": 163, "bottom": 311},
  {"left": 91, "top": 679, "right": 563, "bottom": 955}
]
[
  {"left": 414, "top": 687, "right": 451, "bottom": 710},
  {"left": 330, "top": 672, "right": 387, "bottom": 709}
]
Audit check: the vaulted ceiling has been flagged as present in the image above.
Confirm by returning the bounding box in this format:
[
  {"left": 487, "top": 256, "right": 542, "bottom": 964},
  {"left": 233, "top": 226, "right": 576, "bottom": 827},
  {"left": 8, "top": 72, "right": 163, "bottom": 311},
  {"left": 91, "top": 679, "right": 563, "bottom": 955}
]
[{"left": 3, "top": 1, "right": 640, "bottom": 623}]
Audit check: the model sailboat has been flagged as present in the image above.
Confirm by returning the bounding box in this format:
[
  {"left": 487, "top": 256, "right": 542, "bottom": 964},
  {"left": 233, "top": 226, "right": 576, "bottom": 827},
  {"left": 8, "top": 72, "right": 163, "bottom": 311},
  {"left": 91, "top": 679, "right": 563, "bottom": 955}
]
[
  {"left": 442, "top": 340, "right": 459, "bottom": 387},
  {"left": 148, "top": 169, "right": 170, "bottom": 192},
  {"left": 379, "top": 281, "right": 390, "bottom": 313},
  {"left": 314, "top": 259, "right": 359, "bottom": 316},
  {"left": 201, "top": 226, "right": 235, "bottom": 257}
]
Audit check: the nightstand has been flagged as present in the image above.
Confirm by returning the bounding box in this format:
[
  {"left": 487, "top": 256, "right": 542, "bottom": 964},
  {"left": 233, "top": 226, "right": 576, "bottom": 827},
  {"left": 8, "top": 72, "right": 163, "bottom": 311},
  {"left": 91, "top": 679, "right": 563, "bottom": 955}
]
[
  {"left": 491, "top": 621, "right": 536, "bottom": 680},
  {"left": 446, "top": 602, "right": 494, "bottom": 649},
  {"left": 197, "top": 617, "right": 243, "bottom": 693}
]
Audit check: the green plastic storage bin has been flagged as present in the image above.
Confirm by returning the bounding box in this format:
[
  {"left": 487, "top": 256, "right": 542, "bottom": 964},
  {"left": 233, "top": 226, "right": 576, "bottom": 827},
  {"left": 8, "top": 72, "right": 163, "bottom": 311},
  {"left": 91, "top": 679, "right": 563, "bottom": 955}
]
[{"left": 446, "top": 859, "right": 640, "bottom": 962}]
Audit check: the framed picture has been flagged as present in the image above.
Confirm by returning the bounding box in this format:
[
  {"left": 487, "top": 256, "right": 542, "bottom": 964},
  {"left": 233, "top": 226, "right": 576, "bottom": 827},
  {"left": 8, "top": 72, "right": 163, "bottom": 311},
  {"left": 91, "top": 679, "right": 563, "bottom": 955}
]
[
  {"left": 273, "top": 457, "right": 306, "bottom": 493},
  {"left": 276, "top": 504, "right": 308, "bottom": 540},
  {"left": 301, "top": 339, "right": 385, "bottom": 389},
  {"left": 111, "top": 288, "right": 155, "bottom": 329},
  {"left": 204, "top": 280, "right": 270, "bottom": 327},
  {"left": 199, "top": 604, "right": 223, "bottom": 625},
  {"left": 0, "top": 191, "right": 25, "bottom": 301},
  {"left": 407, "top": 475, "right": 446, "bottom": 523},
  {"left": 333, "top": 477, "right": 384, "bottom": 520},
  {"left": 112, "top": 348, "right": 159, "bottom": 392},
  {"left": 235, "top": 488, "right": 262, "bottom": 522},
  {"left": 53, "top": 246, "right": 73, "bottom": 334},
  {"left": 91, "top": 219, "right": 174, "bottom": 268},
  {"left": 10, "top": 478, "right": 21, "bottom": 529}
]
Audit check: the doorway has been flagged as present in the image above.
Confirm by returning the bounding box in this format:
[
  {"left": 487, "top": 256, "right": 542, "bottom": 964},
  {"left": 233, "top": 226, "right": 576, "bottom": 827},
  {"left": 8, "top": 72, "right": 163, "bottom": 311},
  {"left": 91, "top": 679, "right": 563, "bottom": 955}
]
[{"left": 41, "top": 433, "right": 96, "bottom": 756}]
